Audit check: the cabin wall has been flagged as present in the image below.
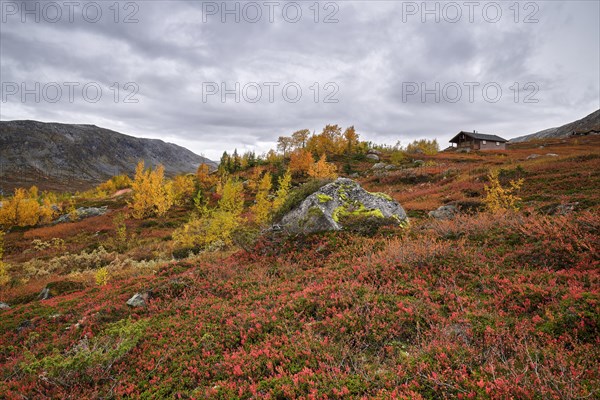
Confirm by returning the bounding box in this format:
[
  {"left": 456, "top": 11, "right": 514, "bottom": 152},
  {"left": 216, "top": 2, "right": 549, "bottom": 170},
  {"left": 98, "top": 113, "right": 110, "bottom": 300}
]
[{"left": 479, "top": 140, "right": 506, "bottom": 151}]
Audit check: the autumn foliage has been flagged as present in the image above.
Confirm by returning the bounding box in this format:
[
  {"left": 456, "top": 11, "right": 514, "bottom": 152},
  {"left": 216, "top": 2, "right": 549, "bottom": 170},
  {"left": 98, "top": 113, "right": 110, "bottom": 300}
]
[{"left": 129, "top": 161, "right": 173, "bottom": 219}]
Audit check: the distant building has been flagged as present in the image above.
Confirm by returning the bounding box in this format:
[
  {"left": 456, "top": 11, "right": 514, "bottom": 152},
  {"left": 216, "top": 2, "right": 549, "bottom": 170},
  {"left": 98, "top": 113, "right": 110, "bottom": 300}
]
[{"left": 449, "top": 131, "right": 508, "bottom": 151}]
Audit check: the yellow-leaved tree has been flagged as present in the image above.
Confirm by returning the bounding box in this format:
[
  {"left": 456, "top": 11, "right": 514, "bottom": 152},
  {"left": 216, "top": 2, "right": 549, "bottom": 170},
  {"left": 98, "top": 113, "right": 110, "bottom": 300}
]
[
  {"left": 484, "top": 169, "right": 524, "bottom": 212},
  {"left": 251, "top": 172, "right": 273, "bottom": 225},
  {"left": 308, "top": 154, "right": 338, "bottom": 179},
  {"left": 273, "top": 169, "right": 292, "bottom": 211},
  {"left": 169, "top": 175, "right": 196, "bottom": 206},
  {"left": 0, "top": 231, "right": 9, "bottom": 286},
  {"left": 174, "top": 178, "right": 245, "bottom": 249},
  {"left": 0, "top": 187, "right": 48, "bottom": 227},
  {"left": 129, "top": 161, "right": 173, "bottom": 219}
]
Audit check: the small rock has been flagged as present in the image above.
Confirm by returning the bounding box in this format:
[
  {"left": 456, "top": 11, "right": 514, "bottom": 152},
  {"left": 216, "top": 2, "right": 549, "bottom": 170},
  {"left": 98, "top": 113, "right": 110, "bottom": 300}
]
[
  {"left": 554, "top": 202, "right": 578, "bottom": 215},
  {"left": 127, "top": 292, "right": 150, "bottom": 307},
  {"left": 384, "top": 164, "right": 396, "bottom": 170},
  {"left": 38, "top": 287, "right": 52, "bottom": 300},
  {"left": 526, "top": 154, "right": 541, "bottom": 160},
  {"left": 367, "top": 149, "right": 382, "bottom": 155},
  {"left": 414, "top": 160, "right": 425, "bottom": 165},
  {"left": 372, "top": 162, "right": 387, "bottom": 170},
  {"left": 546, "top": 153, "right": 559, "bottom": 157},
  {"left": 349, "top": 173, "right": 360, "bottom": 178},
  {"left": 0, "top": 302, "right": 10, "bottom": 309},
  {"left": 16, "top": 320, "right": 33, "bottom": 332},
  {"left": 428, "top": 205, "right": 459, "bottom": 220},
  {"left": 366, "top": 154, "right": 380, "bottom": 162},
  {"left": 38, "top": 281, "right": 85, "bottom": 300}
]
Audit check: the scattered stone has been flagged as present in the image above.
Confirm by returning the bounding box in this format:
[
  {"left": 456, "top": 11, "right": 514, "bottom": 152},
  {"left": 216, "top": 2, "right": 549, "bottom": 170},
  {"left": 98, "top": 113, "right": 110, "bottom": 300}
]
[
  {"left": 38, "top": 280, "right": 85, "bottom": 300},
  {"left": 526, "top": 154, "right": 541, "bottom": 160},
  {"left": 384, "top": 164, "right": 396, "bottom": 170},
  {"left": 546, "top": 153, "right": 559, "bottom": 157},
  {"left": 277, "top": 178, "right": 407, "bottom": 234},
  {"left": 349, "top": 173, "right": 360, "bottom": 178},
  {"left": 428, "top": 205, "right": 459, "bottom": 220},
  {"left": 372, "top": 162, "right": 387, "bottom": 170},
  {"left": 366, "top": 153, "right": 380, "bottom": 162},
  {"left": 367, "top": 149, "right": 382, "bottom": 155},
  {"left": 414, "top": 160, "right": 425, "bottom": 165},
  {"left": 127, "top": 292, "right": 150, "bottom": 307},
  {"left": 0, "top": 302, "right": 10, "bottom": 309}
]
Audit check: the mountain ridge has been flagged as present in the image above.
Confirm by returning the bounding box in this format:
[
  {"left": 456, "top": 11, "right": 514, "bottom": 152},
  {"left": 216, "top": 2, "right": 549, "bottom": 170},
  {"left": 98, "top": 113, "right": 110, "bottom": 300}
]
[{"left": 0, "top": 120, "right": 216, "bottom": 192}]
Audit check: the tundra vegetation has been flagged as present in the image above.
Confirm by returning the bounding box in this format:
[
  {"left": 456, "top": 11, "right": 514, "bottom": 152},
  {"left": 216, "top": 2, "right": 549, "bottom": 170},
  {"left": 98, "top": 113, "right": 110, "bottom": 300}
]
[{"left": 0, "top": 128, "right": 598, "bottom": 399}]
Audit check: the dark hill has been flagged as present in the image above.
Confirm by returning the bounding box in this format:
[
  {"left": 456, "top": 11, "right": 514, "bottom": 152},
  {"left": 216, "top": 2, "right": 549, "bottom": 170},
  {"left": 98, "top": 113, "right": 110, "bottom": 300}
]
[
  {"left": 0, "top": 120, "right": 216, "bottom": 192},
  {"left": 510, "top": 109, "right": 600, "bottom": 143}
]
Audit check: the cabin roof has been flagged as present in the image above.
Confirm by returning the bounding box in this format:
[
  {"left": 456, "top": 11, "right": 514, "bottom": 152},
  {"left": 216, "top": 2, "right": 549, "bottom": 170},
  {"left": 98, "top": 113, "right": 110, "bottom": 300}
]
[{"left": 449, "top": 131, "right": 508, "bottom": 143}]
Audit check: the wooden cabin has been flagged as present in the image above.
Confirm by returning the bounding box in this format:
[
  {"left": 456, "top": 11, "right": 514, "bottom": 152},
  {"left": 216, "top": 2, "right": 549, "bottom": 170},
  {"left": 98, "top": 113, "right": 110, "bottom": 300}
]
[{"left": 449, "top": 131, "right": 508, "bottom": 151}]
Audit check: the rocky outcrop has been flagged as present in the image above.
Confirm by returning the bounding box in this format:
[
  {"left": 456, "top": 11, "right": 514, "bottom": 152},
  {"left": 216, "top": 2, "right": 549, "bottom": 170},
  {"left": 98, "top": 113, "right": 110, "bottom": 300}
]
[{"left": 277, "top": 178, "right": 407, "bottom": 234}]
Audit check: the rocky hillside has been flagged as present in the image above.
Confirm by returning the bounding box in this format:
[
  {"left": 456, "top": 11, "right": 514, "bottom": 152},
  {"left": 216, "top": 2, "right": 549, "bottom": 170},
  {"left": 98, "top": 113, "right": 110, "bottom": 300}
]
[
  {"left": 0, "top": 120, "right": 216, "bottom": 192},
  {"left": 510, "top": 108, "right": 600, "bottom": 143}
]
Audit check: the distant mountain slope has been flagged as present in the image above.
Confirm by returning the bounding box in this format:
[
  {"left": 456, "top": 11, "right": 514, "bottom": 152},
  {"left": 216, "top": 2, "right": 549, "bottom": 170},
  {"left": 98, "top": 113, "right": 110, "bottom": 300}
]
[
  {"left": 0, "top": 120, "right": 216, "bottom": 192},
  {"left": 510, "top": 109, "right": 600, "bottom": 143}
]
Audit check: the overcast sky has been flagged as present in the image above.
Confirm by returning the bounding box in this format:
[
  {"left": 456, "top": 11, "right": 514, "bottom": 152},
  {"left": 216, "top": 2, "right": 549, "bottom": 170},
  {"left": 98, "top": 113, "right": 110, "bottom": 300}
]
[{"left": 1, "top": 0, "right": 599, "bottom": 160}]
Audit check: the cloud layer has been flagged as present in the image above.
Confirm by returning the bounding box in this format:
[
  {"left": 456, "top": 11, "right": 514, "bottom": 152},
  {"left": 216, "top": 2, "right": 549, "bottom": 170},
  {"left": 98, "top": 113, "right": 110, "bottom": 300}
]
[{"left": 1, "top": 0, "right": 598, "bottom": 159}]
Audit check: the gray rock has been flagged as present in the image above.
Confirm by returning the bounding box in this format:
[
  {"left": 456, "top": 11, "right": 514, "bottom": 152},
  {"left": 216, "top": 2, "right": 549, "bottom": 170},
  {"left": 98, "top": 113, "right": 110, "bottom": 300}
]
[
  {"left": 384, "top": 164, "right": 396, "bottom": 170},
  {"left": 55, "top": 206, "right": 108, "bottom": 223},
  {"left": 38, "top": 287, "right": 52, "bottom": 300},
  {"left": 428, "top": 205, "right": 459, "bottom": 220},
  {"left": 546, "top": 153, "right": 559, "bottom": 157},
  {"left": 366, "top": 154, "right": 380, "bottom": 162},
  {"left": 0, "top": 302, "right": 10, "bottom": 309},
  {"left": 367, "top": 149, "right": 382, "bottom": 155},
  {"left": 414, "top": 160, "right": 425, "bottom": 165},
  {"left": 372, "top": 162, "right": 387, "bottom": 170},
  {"left": 554, "top": 202, "right": 578, "bottom": 215},
  {"left": 526, "top": 154, "right": 541, "bottom": 160},
  {"left": 278, "top": 178, "right": 407, "bottom": 234},
  {"left": 127, "top": 292, "right": 150, "bottom": 307}
]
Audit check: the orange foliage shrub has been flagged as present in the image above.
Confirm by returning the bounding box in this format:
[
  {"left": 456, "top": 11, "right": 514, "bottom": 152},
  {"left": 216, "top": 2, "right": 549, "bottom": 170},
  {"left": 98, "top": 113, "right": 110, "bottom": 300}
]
[
  {"left": 308, "top": 154, "right": 338, "bottom": 179},
  {"left": 289, "top": 149, "right": 314, "bottom": 176}
]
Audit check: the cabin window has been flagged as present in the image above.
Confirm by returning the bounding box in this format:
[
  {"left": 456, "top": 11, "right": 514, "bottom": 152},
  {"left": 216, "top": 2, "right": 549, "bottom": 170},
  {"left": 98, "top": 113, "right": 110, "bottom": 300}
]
[
  {"left": 496, "top": 142, "right": 500, "bottom": 146},
  {"left": 482, "top": 140, "right": 487, "bottom": 145}
]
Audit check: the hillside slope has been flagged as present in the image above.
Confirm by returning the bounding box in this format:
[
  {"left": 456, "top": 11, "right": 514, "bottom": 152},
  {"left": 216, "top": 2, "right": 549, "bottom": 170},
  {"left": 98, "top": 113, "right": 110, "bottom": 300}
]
[
  {"left": 0, "top": 120, "right": 216, "bottom": 192},
  {"left": 510, "top": 108, "right": 600, "bottom": 142}
]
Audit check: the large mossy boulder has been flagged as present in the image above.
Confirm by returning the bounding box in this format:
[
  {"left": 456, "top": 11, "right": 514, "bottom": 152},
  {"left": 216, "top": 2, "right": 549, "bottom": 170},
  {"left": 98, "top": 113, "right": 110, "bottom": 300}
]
[{"left": 278, "top": 178, "right": 407, "bottom": 234}]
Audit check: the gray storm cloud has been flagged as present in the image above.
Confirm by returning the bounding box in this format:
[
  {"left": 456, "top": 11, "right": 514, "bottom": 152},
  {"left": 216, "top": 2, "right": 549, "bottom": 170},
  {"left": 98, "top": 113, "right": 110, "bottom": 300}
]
[{"left": 1, "top": 0, "right": 598, "bottom": 159}]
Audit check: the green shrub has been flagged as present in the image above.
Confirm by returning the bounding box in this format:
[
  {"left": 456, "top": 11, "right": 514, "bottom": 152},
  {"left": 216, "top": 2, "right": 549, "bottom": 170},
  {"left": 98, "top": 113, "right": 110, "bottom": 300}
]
[{"left": 272, "top": 179, "right": 333, "bottom": 222}]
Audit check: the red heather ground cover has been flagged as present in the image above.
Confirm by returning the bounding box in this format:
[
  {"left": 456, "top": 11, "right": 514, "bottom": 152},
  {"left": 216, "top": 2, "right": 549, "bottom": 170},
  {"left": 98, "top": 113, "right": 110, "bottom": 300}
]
[{"left": 1, "top": 211, "right": 598, "bottom": 399}]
